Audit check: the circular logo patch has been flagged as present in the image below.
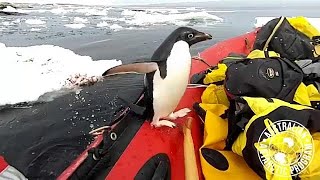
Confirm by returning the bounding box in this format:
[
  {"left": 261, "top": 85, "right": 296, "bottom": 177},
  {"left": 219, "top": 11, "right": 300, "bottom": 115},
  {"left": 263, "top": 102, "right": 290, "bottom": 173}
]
[
  {"left": 266, "top": 68, "right": 275, "bottom": 78},
  {"left": 256, "top": 119, "right": 314, "bottom": 177}
]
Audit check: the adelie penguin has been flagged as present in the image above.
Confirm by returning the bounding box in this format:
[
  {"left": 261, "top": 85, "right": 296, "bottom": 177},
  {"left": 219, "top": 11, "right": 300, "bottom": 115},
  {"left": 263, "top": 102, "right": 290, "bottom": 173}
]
[{"left": 103, "top": 27, "right": 212, "bottom": 128}]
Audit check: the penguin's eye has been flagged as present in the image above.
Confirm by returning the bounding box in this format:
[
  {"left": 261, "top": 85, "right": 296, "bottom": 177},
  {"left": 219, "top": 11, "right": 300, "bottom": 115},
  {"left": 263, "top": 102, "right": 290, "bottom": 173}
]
[{"left": 187, "top": 33, "right": 194, "bottom": 39}]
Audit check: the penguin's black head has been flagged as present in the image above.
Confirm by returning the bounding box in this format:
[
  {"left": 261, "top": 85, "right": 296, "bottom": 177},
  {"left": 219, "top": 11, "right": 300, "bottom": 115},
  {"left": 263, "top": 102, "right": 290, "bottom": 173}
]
[
  {"left": 174, "top": 27, "right": 212, "bottom": 46},
  {"left": 151, "top": 26, "right": 212, "bottom": 61}
]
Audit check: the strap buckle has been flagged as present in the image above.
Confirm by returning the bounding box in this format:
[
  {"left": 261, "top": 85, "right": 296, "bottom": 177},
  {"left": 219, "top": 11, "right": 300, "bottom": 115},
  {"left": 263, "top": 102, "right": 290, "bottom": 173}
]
[{"left": 312, "top": 36, "right": 320, "bottom": 45}]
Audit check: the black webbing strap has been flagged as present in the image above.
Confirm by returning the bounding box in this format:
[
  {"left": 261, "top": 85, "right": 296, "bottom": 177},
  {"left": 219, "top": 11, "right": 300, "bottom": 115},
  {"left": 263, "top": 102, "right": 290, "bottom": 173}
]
[
  {"left": 225, "top": 98, "right": 253, "bottom": 150},
  {"left": 69, "top": 111, "right": 145, "bottom": 180},
  {"left": 93, "top": 113, "right": 145, "bottom": 180},
  {"left": 68, "top": 91, "right": 146, "bottom": 180},
  {"left": 225, "top": 100, "right": 242, "bottom": 150}
]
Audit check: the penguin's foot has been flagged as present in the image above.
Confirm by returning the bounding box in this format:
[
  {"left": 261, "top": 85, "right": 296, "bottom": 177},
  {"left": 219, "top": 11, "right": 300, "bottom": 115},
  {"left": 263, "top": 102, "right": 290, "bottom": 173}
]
[
  {"left": 170, "top": 108, "right": 191, "bottom": 119},
  {"left": 167, "top": 112, "right": 179, "bottom": 120},
  {"left": 66, "top": 73, "right": 102, "bottom": 87},
  {"left": 151, "top": 120, "right": 176, "bottom": 128}
]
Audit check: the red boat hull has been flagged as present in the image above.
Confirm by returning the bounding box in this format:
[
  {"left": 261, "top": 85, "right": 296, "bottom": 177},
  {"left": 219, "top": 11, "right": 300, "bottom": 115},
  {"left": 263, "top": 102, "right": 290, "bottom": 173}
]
[{"left": 58, "top": 29, "right": 258, "bottom": 180}]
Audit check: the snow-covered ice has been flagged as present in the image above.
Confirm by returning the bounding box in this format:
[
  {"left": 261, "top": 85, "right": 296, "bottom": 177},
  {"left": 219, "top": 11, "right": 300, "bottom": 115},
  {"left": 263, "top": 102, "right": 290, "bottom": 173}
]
[
  {"left": 25, "top": 19, "right": 46, "bottom": 25},
  {"left": 0, "top": 43, "right": 121, "bottom": 106},
  {"left": 64, "top": 23, "right": 86, "bottom": 29}
]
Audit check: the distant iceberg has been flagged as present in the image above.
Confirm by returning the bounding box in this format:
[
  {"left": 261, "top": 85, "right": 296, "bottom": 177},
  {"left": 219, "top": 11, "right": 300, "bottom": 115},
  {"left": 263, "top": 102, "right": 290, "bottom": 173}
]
[{"left": 121, "top": 9, "right": 223, "bottom": 26}]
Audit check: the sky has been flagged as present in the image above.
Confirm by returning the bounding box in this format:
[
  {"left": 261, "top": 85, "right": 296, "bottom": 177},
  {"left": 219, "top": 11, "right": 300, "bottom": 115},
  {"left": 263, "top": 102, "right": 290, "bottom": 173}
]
[
  {"left": 115, "top": 0, "right": 217, "bottom": 4},
  {"left": 1, "top": 0, "right": 218, "bottom": 5},
  {"left": 1, "top": 0, "right": 318, "bottom": 5}
]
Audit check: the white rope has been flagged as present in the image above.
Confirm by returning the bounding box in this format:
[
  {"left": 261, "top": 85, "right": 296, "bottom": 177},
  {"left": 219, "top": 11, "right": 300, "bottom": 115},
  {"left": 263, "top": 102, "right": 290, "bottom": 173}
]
[
  {"left": 192, "top": 53, "right": 211, "bottom": 67},
  {"left": 89, "top": 125, "right": 111, "bottom": 136},
  {"left": 187, "top": 84, "right": 209, "bottom": 88}
]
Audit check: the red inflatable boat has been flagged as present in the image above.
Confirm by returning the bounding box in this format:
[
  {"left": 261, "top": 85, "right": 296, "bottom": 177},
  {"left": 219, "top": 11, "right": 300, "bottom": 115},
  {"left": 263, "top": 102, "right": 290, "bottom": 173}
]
[{"left": 57, "top": 29, "right": 258, "bottom": 180}]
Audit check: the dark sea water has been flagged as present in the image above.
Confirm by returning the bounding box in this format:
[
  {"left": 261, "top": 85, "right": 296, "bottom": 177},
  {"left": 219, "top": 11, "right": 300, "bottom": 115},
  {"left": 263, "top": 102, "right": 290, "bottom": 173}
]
[{"left": 1, "top": 4, "right": 319, "bottom": 61}]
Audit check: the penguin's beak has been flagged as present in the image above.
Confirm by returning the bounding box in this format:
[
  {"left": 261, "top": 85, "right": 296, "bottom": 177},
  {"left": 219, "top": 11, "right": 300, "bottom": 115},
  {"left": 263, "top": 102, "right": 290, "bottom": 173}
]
[
  {"left": 188, "top": 31, "right": 213, "bottom": 46},
  {"left": 195, "top": 32, "right": 213, "bottom": 40},
  {"left": 206, "top": 33, "right": 213, "bottom": 39}
]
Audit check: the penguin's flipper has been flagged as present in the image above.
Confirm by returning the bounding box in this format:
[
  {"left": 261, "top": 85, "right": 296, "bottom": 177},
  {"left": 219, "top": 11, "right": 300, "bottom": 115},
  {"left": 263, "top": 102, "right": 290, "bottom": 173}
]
[{"left": 102, "top": 62, "right": 158, "bottom": 76}]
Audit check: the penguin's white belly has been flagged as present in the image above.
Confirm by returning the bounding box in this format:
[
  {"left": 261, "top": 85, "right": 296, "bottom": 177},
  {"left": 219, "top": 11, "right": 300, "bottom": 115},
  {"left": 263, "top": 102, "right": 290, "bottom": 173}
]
[{"left": 152, "top": 41, "right": 191, "bottom": 117}]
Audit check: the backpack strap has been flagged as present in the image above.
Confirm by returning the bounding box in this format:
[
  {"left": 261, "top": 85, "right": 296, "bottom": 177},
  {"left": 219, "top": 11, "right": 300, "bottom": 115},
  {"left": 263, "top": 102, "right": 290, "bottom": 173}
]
[
  {"left": 263, "top": 16, "right": 286, "bottom": 51},
  {"left": 190, "top": 53, "right": 247, "bottom": 85},
  {"left": 312, "top": 36, "right": 320, "bottom": 60}
]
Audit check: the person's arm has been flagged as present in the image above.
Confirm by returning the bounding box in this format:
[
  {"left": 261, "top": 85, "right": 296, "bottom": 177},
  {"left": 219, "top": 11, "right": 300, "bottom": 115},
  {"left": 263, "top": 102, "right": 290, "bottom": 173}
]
[{"left": 0, "top": 156, "right": 28, "bottom": 180}]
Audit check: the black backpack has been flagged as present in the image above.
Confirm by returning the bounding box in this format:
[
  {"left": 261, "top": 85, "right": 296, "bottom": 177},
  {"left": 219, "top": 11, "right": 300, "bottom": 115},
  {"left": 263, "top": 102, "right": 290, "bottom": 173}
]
[
  {"left": 222, "top": 56, "right": 305, "bottom": 149},
  {"left": 224, "top": 57, "right": 303, "bottom": 103},
  {"left": 254, "top": 16, "right": 320, "bottom": 61}
]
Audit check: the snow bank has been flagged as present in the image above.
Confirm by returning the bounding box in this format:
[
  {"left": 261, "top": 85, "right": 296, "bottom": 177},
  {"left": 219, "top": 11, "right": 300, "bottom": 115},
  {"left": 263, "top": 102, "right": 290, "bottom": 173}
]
[{"left": 0, "top": 43, "right": 121, "bottom": 106}]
